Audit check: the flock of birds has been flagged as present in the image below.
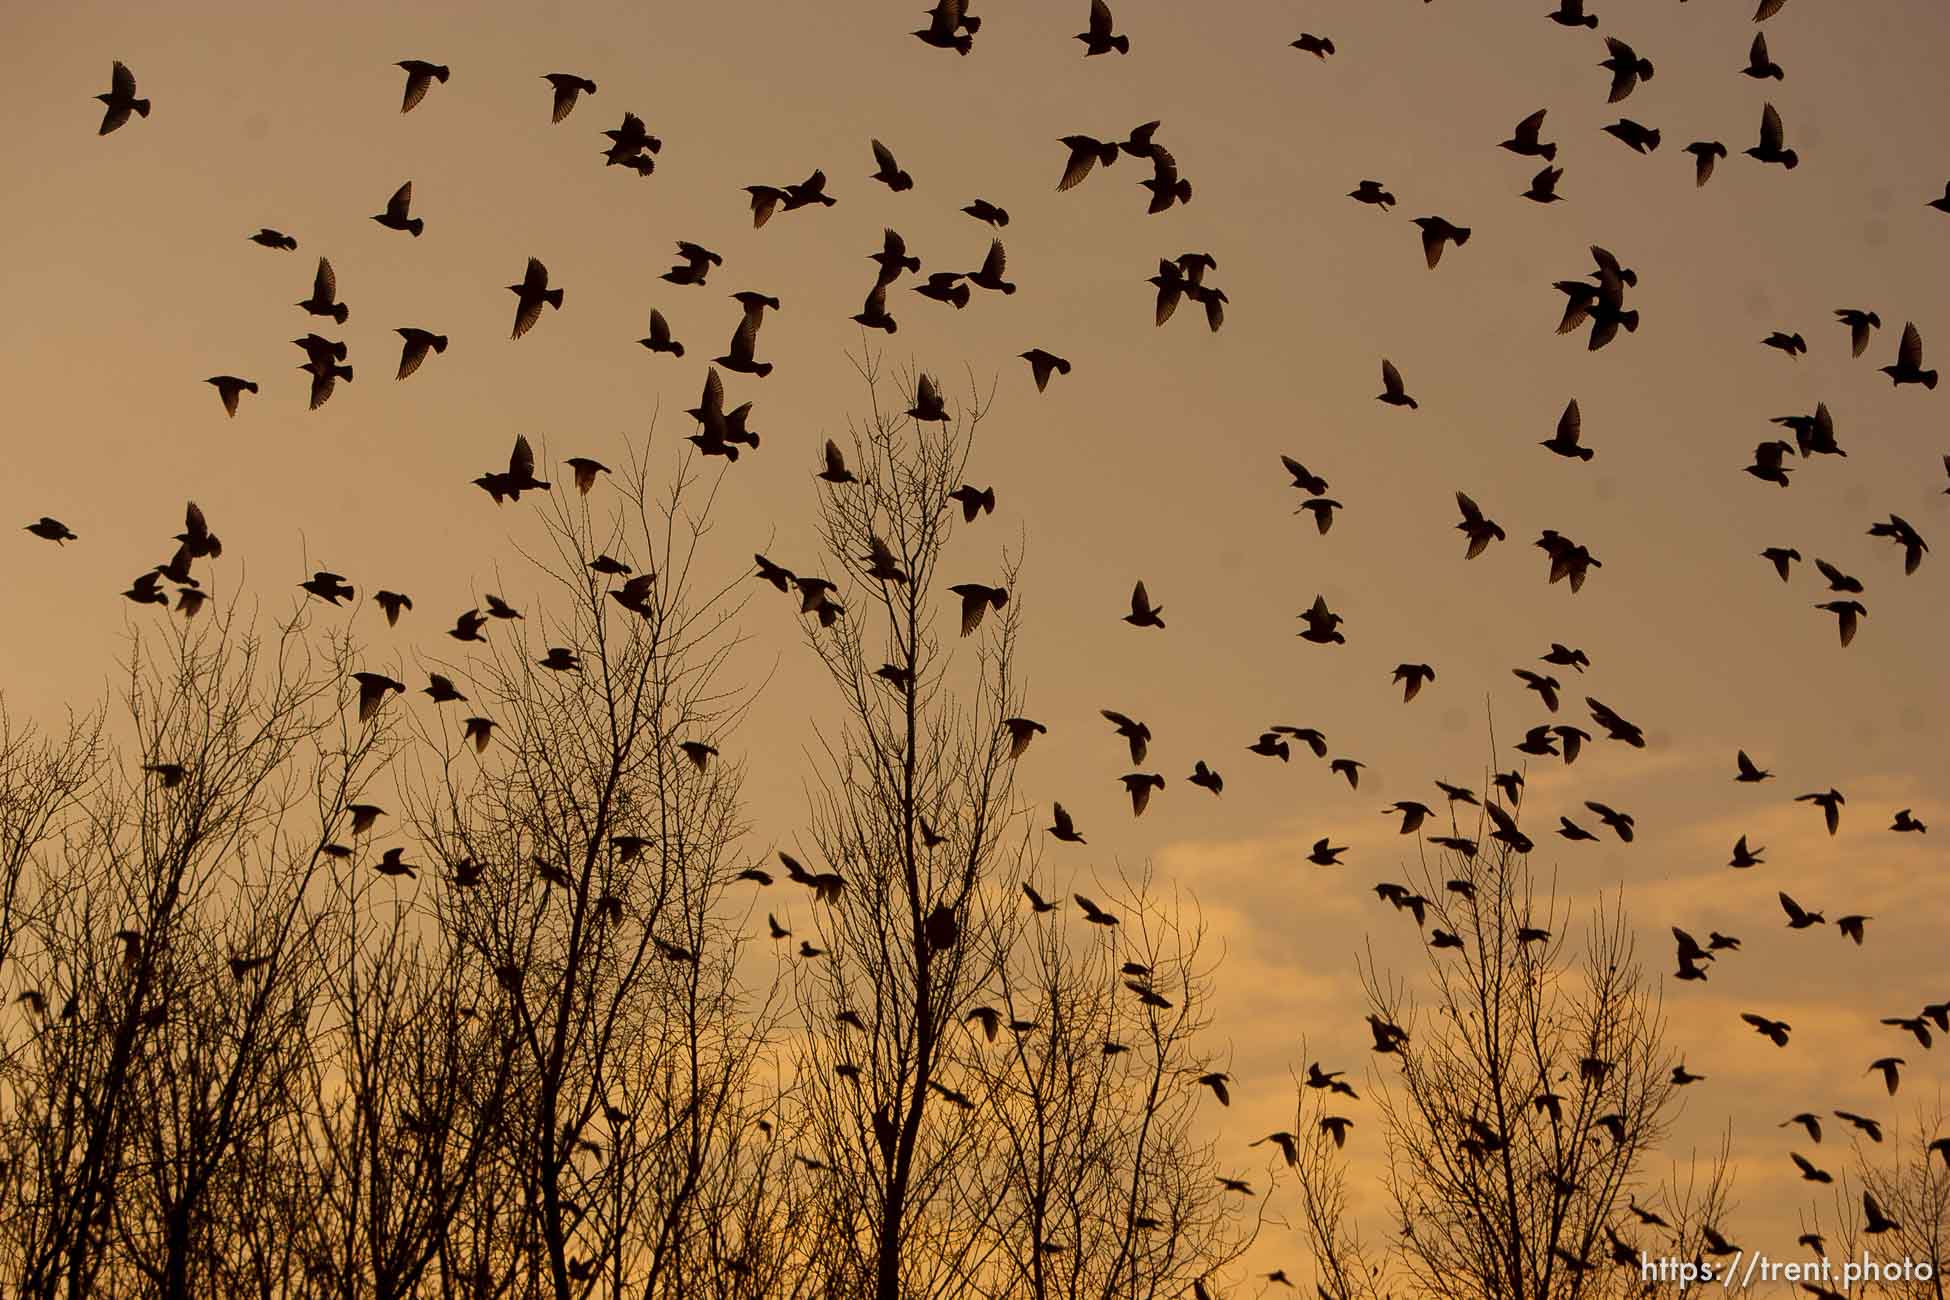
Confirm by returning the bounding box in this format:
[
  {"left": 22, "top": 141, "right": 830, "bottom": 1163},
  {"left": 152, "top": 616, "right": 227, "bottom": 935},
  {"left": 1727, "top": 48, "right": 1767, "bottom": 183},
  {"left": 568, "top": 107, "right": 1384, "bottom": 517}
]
[{"left": 17, "top": 0, "right": 1947, "bottom": 1290}]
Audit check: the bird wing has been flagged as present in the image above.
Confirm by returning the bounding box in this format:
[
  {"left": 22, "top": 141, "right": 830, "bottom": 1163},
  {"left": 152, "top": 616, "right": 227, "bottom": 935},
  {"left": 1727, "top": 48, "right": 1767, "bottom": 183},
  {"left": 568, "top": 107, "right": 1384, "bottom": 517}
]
[
  {"left": 1900, "top": 321, "right": 1923, "bottom": 369},
  {"left": 1516, "top": 108, "right": 1547, "bottom": 139},
  {"left": 1057, "top": 139, "right": 1100, "bottom": 192},
  {"left": 1381, "top": 359, "right": 1404, "bottom": 394},
  {"left": 981, "top": 238, "right": 1007, "bottom": 279},
  {"left": 1456, "top": 491, "right": 1483, "bottom": 524},
  {"left": 1130, "top": 580, "right": 1149, "bottom": 614},
  {"left": 1558, "top": 399, "right": 1581, "bottom": 442},
  {"left": 388, "top": 181, "right": 413, "bottom": 216},
  {"left": 510, "top": 434, "right": 536, "bottom": 480},
  {"left": 731, "top": 310, "right": 760, "bottom": 362},
  {"left": 1759, "top": 102, "right": 1784, "bottom": 151},
  {"left": 314, "top": 257, "right": 336, "bottom": 301},
  {"left": 113, "top": 60, "right": 137, "bottom": 98},
  {"left": 1090, "top": 0, "right": 1114, "bottom": 36},
  {"left": 824, "top": 439, "right": 846, "bottom": 474},
  {"left": 871, "top": 138, "right": 898, "bottom": 172},
  {"left": 916, "top": 372, "right": 941, "bottom": 409}
]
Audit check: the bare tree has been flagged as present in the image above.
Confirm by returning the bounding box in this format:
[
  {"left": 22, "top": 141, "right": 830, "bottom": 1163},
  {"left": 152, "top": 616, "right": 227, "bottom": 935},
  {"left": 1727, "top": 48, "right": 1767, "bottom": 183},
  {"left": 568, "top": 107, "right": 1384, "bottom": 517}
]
[
  {"left": 777, "top": 356, "right": 1248, "bottom": 1300},
  {"left": 1290, "top": 824, "right": 1725, "bottom": 1300},
  {"left": 407, "top": 435, "right": 779, "bottom": 1300},
  {"left": 3, "top": 603, "right": 388, "bottom": 1300},
  {"left": 1797, "top": 1102, "right": 1950, "bottom": 1298}
]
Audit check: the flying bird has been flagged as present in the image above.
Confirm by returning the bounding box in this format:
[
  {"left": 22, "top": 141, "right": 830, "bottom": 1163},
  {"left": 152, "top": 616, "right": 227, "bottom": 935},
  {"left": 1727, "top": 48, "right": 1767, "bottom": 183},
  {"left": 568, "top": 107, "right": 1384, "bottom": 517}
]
[
  {"left": 1413, "top": 217, "right": 1471, "bottom": 269},
  {"left": 394, "top": 328, "right": 446, "bottom": 380},
  {"left": 1124, "top": 581, "right": 1164, "bottom": 629},
  {"left": 507, "top": 258, "right": 563, "bottom": 339},
  {"left": 95, "top": 61, "right": 150, "bottom": 135},
  {"left": 297, "top": 257, "right": 349, "bottom": 324},
  {"left": 543, "top": 72, "right": 597, "bottom": 123},
  {"left": 1291, "top": 34, "right": 1335, "bottom": 59},
  {"left": 868, "top": 138, "right": 913, "bottom": 191},
  {"left": 1500, "top": 110, "right": 1557, "bottom": 161},
  {"left": 1076, "top": 0, "right": 1129, "bottom": 55},
  {"left": 371, "top": 182, "right": 423, "bottom": 237},
  {"left": 1880, "top": 322, "right": 1937, "bottom": 388},
  {"left": 1745, "top": 102, "right": 1799, "bottom": 168},
  {"left": 1600, "top": 37, "right": 1654, "bottom": 103},
  {"left": 1377, "top": 359, "right": 1417, "bottom": 409},
  {"left": 1685, "top": 140, "right": 1728, "bottom": 187},
  {"left": 1021, "top": 349, "right": 1071, "bottom": 392},
  {"left": 395, "top": 60, "right": 449, "bottom": 113}
]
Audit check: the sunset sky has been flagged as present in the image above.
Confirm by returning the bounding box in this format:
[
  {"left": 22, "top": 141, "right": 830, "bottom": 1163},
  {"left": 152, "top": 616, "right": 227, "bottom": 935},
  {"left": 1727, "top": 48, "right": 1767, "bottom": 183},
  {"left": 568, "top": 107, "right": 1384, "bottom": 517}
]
[{"left": 5, "top": 0, "right": 1947, "bottom": 1289}]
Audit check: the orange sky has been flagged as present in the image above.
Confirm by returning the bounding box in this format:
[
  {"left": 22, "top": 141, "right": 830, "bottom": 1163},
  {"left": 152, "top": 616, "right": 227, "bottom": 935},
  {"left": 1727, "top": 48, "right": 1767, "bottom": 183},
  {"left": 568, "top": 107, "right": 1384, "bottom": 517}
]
[{"left": 4, "top": 0, "right": 1947, "bottom": 1291}]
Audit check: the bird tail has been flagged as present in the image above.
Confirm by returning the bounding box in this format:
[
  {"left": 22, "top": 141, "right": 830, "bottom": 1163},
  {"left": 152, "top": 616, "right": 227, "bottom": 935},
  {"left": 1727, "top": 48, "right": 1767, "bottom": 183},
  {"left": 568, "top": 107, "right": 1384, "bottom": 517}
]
[
  {"left": 1644, "top": 130, "right": 1662, "bottom": 151},
  {"left": 409, "top": 219, "right": 424, "bottom": 237},
  {"left": 545, "top": 288, "right": 564, "bottom": 310},
  {"left": 1783, "top": 152, "right": 1799, "bottom": 170},
  {"left": 1927, "top": 371, "right": 1941, "bottom": 390},
  {"left": 950, "top": 284, "right": 970, "bottom": 309},
  {"left": 1620, "top": 310, "right": 1640, "bottom": 333},
  {"left": 1542, "top": 143, "right": 1558, "bottom": 162},
  {"left": 955, "top": 35, "right": 972, "bottom": 54},
  {"left": 1178, "top": 180, "right": 1193, "bottom": 203},
  {"left": 339, "top": 367, "right": 354, "bottom": 382},
  {"left": 1453, "top": 227, "right": 1472, "bottom": 246},
  {"left": 1001, "top": 282, "right": 1016, "bottom": 295},
  {"left": 1113, "top": 35, "right": 1130, "bottom": 53},
  {"left": 961, "top": 15, "right": 981, "bottom": 32},
  {"left": 134, "top": 99, "right": 151, "bottom": 117},
  {"left": 244, "top": 381, "right": 259, "bottom": 394},
  {"left": 670, "top": 342, "right": 685, "bottom": 357},
  {"left": 332, "top": 304, "right": 349, "bottom": 324},
  {"left": 432, "top": 335, "right": 448, "bottom": 352},
  {"left": 756, "top": 362, "right": 774, "bottom": 377}
]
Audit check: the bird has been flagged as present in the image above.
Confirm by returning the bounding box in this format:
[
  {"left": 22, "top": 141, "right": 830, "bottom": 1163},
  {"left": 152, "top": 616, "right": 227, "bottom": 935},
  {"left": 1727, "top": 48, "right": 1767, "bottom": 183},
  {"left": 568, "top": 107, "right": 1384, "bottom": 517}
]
[
  {"left": 1547, "top": 0, "right": 1598, "bottom": 27},
  {"left": 299, "top": 571, "right": 354, "bottom": 604},
  {"left": 205, "top": 376, "right": 258, "bottom": 418},
  {"left": 499, "top": 258, "right": 566, "bottom": 342},
  {"left": 297, "top": 257, "right": 349, "bottom": 324},
  {"left": 371, "top": 182, "right": 423, "bottom": 237},
  {"left": 1048, "top": 803, "right": 1085, "bottom": 843},
  {"left": 1188, "top": 761, "right": 1223, "bottom": 795},
  {"left": 1057, "top": 133, "right": 1123, "bottom": 192},
  {"left": 1742, "top": 32, "right": 1784, "bottom": 79},
  {"left": 95, "top": 61, "right": 150, "bottom": 135},
  {"left": 914, "top": 0, "right": 978, "bottom": 55},
  {"left": 1413, "top": 217, "right": 1471, "bottom": 269},
  {"left": 967, "top": 239, "right": 1014, "bottom": 294},
  {"left": 1076, "top": 0, "right": 1129, "bottom": 55},
  {"left": 1603, "top": 120, "right": 1661, "bottom": 154},
  {"left": 950, "top": 583, "right": 1007, "bottom": 636},
  {"left": 1790, "top": 1152, "right": 1833, "bottom": 1183},
  {"left": 1140, "top": 147, "right": 1192, "bottom": 214},
  {"left": 394, "top": 328, "right": 446, "bottom": 380},
  {"left": 1500, "top": 110, "right": 1558, "bottom": 161},
  {"left": 1296, "top": 595, "right": 1346, "bottom": 646},
  {"left": 1836, "top": 308, "right": 1882, "bottom": 357},
  {"left": 1296, "top": 498, "right": 1340, "bottom": 534},
  {"left": 1521, "top": 166, "right": 1565, "bottom": 204},
  {"left": 1291, "top": 34, "right": 1335, "bottom": 59},
  {"left": 249, "top": 228, "right": 297, "bottom": 251},
  {"left": 1685, "top": 140, "right": 1728, "bottom": 187},
  {"left": 1779, "top": 891, "right": 1826, "bottom": 929},
  {"left": 1891, "top": 809, "right": 1928, "bottom": 833},
  {"left": 448, "top": 610, "right": 487, "bottom": 642},
  {"left": 1280, "top": 456, "right": 1329, "bottom": 497},
  {"left": 1742, "top": 1012, "right": 1791, "bottom": 1047},
  {"left": 1120, "top": 773, "right": 1165, "bottom": 817},
  {"left": 1584, "top": 801, "right": 1635, "bottom": 842},
  {"left": 1880, "top": 322, "right": 1938, "bottom": 388},
  {"left": 1348, "top": 180, "right": 1394, "bottom": 209},
  {"left": 717, "top": 293, "right": 777, "bottom": 378},
  {"left": 908, "top": 373, "right": 949, "bottom": 422},
  {"left": 1539, "top": 400, "right": 1594, "bottom": 461},
  {"left": 1745, "top": 439, "right": 1794, "bottom": 487},
  {"left": 1100, "top": 710, "right": 1151, "bottom": 764},
  {"left": 1123, "top": 582, "right": 1164, "bottom": 629},
  {"left": 1392, "top": 664, "right": 1435, "bottom": 703},
  {"left": 25, "top": 516, "right": 78, "bottom": 545},
  {"left": 1754, "top": 0, "right": 1789, "bottom": 18},
  {"left": 1801, "top": 600, "right": 1864, "bottom": 647},
  {"left": 1762, "top": 330, "right": 1807, "bottom": 357},
  {"left": 1453, "top": 492, "right": 1506, "bottom": 559},
  {"left": 1307, "top": 838, "right": 1347, "bottom": 866},
  {"left": 637, "top": 310, "right": 682, "bottom": 357},
  {"left": 1600, "top": 37, "right": 1655, "bottom": 102},
  {"left": 1745, "top": 102, "right": 1799, "bottom": 168},
  {"left": 423, "top": 674, "right": 465, "bottom": 704},
  {"left": 868, "top": 138, "right": 913, "bottom": 192},
  {"left": 1074, "top": 895, "right": 1119, "bottom": 926},
  {"left": 1796, "top": 788, "right": 1845, "bottom": 835},
  {"left": 1868, "top": 515, "right": 1929, "bottom": 575},
  {"left": 1196, "top": 1073, "right": 1232, "bottom": 1106},
  {"left": 395, "top": 60, "right": 448, "bottom": 113},
  {"left": 352, "top": 672, "right": 405, "bottom": 723},
  {"left": 475, "top": 434, "right": 550, "bottom": 503},
  {"left": 1760, "top": 548, "right": 1800, "bottom": 582},
  {"left": 374, "top": 848, "right": 416, "bottom": 879},
  {"left": 1864, "top": 1191, "right": 1902, "bottom": 1235},
  {"left": 962, "top": 198, "right": 1008, "bottom": 226},
  {"left": 1377, "top": 359, "right": 1417, "bottom": 409},
  {"left": 1020, "top": 349, "right": 1071, "bottom": 392},
  {"left": 543, "top": 72, "right": 596, "bottom": 123},
  {"left": 662, "top": 242, "right": 722, "bottom": 286}
]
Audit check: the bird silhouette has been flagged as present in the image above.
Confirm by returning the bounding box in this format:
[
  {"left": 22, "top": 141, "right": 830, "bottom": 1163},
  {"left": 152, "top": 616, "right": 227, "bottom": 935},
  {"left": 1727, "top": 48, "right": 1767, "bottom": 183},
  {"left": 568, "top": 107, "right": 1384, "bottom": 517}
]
[
  {"left": 95, "top": 61, "right": 150, "bottom": 135},
  {"left": 1124, "top": 581, "right": 1164, "bottom": 629},
  {"left": 1600, "top": 37, "right": 1654, "bottom": 103},
  {"left": 1377, "top": 359, "right": 1417, "bottom": 409},
  {"left": 1413, "top": 217, "right": 1471, "bottom": 268},
  {"left": 372, "top": 181, "right": 423, "bottom": 237},
  {"left": 297, "top": 257, "right": 349, "bottom": 324},
  {"left": 1077, "top": 0, "right": 1129, "bottom": 56},
  {"left": 1685, "top": 140, "right": 1728, "bottom": 187},
  {"left": 637, "top": 310, "right": 682, "bottom": 356},
  {"left": 1745, "top": 102, "right": 1799, "bottom": 168},
  {"left": 507, "top": 258, "right": 563, "bottom": 339},
  {"left": 1292, "top": 34, "right": 1335, "bottom": 59},
  {"left": 394, "top": 328, "right": 446, "bottom": 380},
  {"left": 543, "top": 73, "right": 596, "bottom": 123},
  {"left": 395, "top": 60, "right": 449, "bottom": 113}
]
